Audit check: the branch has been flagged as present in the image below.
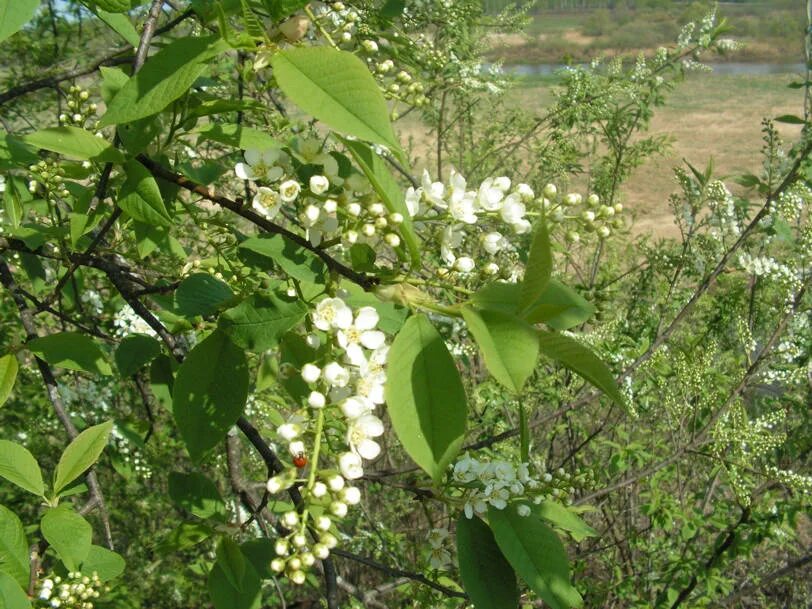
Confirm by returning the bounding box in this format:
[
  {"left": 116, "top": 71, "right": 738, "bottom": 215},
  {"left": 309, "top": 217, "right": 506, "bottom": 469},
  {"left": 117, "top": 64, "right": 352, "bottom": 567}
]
[
  {"left": 0, "top": 257, "right": 114, "bottom": 549},
  {"left": 136, "top": 155, "right": 379, "bottom": 290}
]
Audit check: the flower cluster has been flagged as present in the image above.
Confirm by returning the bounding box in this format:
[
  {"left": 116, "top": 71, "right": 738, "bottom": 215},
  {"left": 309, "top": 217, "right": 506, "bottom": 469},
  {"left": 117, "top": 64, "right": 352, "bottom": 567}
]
[
  {"left": 27, "top": 159, "right": 70, "bottom": 200},
  {"left": 426, "top": 527, "right": 452, "bottom": 569},
  {"left": 263, "top": 295, "right": 390, "bottom": 582},
  {"left": 58, "top": 86, "right": 97, "bottom": 128},
  {"left": 451, "top": 454, "right": 575, "bottom": 519},
  {"left": 233, "top": 142, "right": 406, "bottom": 252},
  {"left": 37, "top": 572, "right": 107, "bottom": 609}
]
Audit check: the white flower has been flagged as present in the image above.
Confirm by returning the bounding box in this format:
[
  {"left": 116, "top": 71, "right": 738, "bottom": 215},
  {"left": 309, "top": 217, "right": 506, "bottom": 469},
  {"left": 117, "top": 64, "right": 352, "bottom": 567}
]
[
  {"left": 512, "top": 218, "right": 532, "bottom": 234},
  {"left": 440, "top": 224, "right": 464, "bottom": 266},
  {"left": 340, "top": 395, "right": 372, "bottom": 418},
  {"left": 427, "top": 528, "right": 449, "bottom": 549},
  {"left": 517, "top": 503, "right": 531, "bottom": 517},
  {"left": 277, "top": 423, "right": 301, "bottom": 440},
  {"left": 449, "top": 191, "right": 478, "bottom": 224},
  {"left": 481, "top": 231, "right": 506, "bottom": 255},
  {"left": 500, "top": 193, "right": 526, "bottom": 224},
  {"left": 252, "top": 187, "right": 282, "bottom": 220},
  {"left": 421, "top": 170, "right": 445, "bottom": 208},
  {"left": 279, "top": 179, "right": 301, "bottom": 202},
  {"left": 323, "top": 362, "right": 350, "bottom": 387},
  {"left": 347, "top": 413, "right": 384, "bottom": 459},
  {"left": 309, "top": 174, "right": 329, "bottom": 194},
  {"left": 454, "top": 256, "right": 475, "bottom": 273},
  {"left": 477, "top": 178, "right": 505, "bottom": 211},
  {"left": 308, "top": 391, "right": 326, "bottom": 409},
  {"left": 288, "top": 440, "right": 306, "bottom": 456},
  {"left": 516, "top": 183, "right": 534, "bottom": 201},
  {"left": 361, "top": 39, "right": 378, "bottom": 53},
  {"left": 339, "top": 452, "right": 364, "bottom": 479},
  {"left": 428, "top": 547, "right": 451, "bottom": 569},
  {"left": 301, "top": 363, "right": 321, "bottom": 383},
  {"left": 453, "top": 456, "right": 480, "bottom": 483},
  {"left": 235, "top": 149, "right": 284, "bottom": 182},
  {"left": 493, "top": 176, "right": 511, "bottom": 191},
  {"left": 341, "top": 486, "right": 361, "bottom": 504},
  {"left": 405, "top": 186, "right": 421, "bottom": 217},
  {"left": 313, "top": 297, "right": 353, "bottom": 331},
  {"left": 337, "top": 306, "right": 386, "bottom": 366}
]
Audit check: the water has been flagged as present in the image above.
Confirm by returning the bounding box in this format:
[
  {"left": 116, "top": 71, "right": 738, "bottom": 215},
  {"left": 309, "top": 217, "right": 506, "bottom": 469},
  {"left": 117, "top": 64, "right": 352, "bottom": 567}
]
[{"left": 496, "top": 62, "right": 806, "bottom": 76}]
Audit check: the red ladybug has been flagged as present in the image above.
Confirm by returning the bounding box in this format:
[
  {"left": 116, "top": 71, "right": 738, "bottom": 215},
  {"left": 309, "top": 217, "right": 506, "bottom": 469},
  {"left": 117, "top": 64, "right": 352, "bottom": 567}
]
[{"left": 293, "top": 452, "right": 308, "bottom": 469}]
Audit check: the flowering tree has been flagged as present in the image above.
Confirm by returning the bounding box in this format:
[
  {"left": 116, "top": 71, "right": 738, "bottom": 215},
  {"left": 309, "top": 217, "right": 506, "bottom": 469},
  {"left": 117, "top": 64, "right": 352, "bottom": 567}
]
[{"left": 0, "top": 1, "right": 810, "bottom": 608}]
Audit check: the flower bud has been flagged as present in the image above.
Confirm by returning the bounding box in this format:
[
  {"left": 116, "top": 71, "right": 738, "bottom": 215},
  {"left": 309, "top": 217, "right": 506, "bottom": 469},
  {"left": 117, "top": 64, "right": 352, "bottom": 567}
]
[
  {"left": 320, "top": 532, "right": 338, "bottom": 549},
  {"left": 301, "top": 363, "right": 321, "bottom": 383},
  {"left": 312, "top": 481, "right": 328, "bottom": 498},
  {"left": 543, "top": 183, "right": 557, "bottom": 198},
  {"left": 289, "top": 570, "right": 306, "bottom": 585},
  {"left": 300, "top": 552, "right": 316, "bottom": 567},
  {"left": 313, "top": 543, "right": 330, "bottom": 559},
  {"left": 282, "top": 511, "right": 299, "bottom": 527},
  {"left": 291, "top": 533, "right": 307, "bottom": 548},
  {"left": 384, "top": 233, "right": 401, "bottom": 248},
  {"left": 275, "top": 539, "right": 289, "bottom": 556},
  {"left": 315, "top": 515, "right": 332, "bottom": 531},
  {"left": 330, "top": 501, "right": 348, "bottom": 517},
  {"left": 270, "top": 558, "right": 286, "bottom": 573},
  {"left": 308, "top": 391, "right": 326, "bottom": 409},
  {"left": 341, "top": 486, "right": 361, "bottom": 504},
  {"left": 327, "top": 474, "right": 345, "bottom": 491},
  {"left": 347, "top": 202, "right": 362, "bottom": 216}
]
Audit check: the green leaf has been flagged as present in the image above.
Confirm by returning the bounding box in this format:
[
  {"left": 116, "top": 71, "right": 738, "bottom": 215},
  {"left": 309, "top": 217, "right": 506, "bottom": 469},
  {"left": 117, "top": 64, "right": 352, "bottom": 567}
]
[
  {"left": 99, "top": 35, "right": 230, "bottom": 126},
  {"left": 0, "top": 0, "right": 40, "bottom": 44},
  {"left": 23, "top": 127, "right": 124, "bottom": 164},
  {"left": 240, "top": 539, "right": 275, "bottom": 579},
  {"left": 262, "top": 0, "right": 308, "bottom": 20},
  {"left": 0, "top": 505, "right": 29, "bottom": 588},
  {"left": 341, "top": 138, "right": 420, "bottom": 266},
  {"left": 385, "top": 314, "right": 467, "bottom": 482},
  {"left": 168, "top": 472, "right": 226, "bottom": 520},
  {"left": 519, "top": 218, "right": 552, "bottom": 315},
  {"left": 89, "top": 0, "right": 131, "bottom": 12},
  {"left": 0, "top": 571, "right": 31, "bottom": 609},
  {"left": 0, "top": 440, "right": 45, "bottom": 496},
  {"left": 92, "top": 7, "right": 140, "bottom": 45},
  {"left": 154, "top": 521, "right": 214, "bottom": 554},
  {"left": 216, "top": 538, "right": 246, "bottom": 592},
  {"left": 118, "top": 159, "right": 171, "bottom": 227},
  {"left": 489, "top": 503, "right": 583, "bottom": 609},
  {"left": 537, "top": 330, "right": 623, "bottom": 406},
  {"left": 271, "top": 47, "right": 399, "bottom": 150},
  {"left": 534, "top": 501, "right": 598, "bottom": 543},
  {"left": 461, "top": 306, "right": 539, "bottom": 394},
  {"left": 195, "top": 124, "right": 279, "bottom": 150},
  {"left": 774, "top": 114, "right": 805, "bottom": 125},
  {"left": 53, "top": 420, "right": 113, "bottom": 496},
  {"left": 0, "top": 354, "right": 18, "bottom": 407},
  {"left": 219, "top": 291, "right": 307, "bottom": 353},
  {"left": 175, "top": 273, "right": 235, "bottom": 317},
  {"left": 456, "top": 515, "right": 519, "bottom": 609},
  {"left": 27, "top": 332, "right": 112, "bottom": 376},
  {"left": 238, "top": 234, "right": 327, "bottom": 285},
  {"left": 114, "top": 334, "right": 162, "bottom": 377},
  {"left": 40, "top": 506, "right": 92, "bottom": 571},
  {"left": 80, "top": 545, "right": 125, "bottom": 582},
  {"left": 207, "top": 560, "right": 261, "bottom": 609},
  {"left": 472, "top": 280, "right": 594, "bottom": 331},
  {"left": 172, "top": 331, "right": 249, "bottom": 462}
]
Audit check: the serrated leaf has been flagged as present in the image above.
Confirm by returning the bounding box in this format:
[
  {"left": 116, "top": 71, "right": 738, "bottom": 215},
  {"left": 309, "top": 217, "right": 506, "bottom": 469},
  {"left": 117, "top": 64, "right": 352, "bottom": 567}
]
[
  {"left": 53, "top": 420, "right": 113, "bottom": 496},
  {"left": 195, "top": 123, "right": 279, "bottom": 150},
  {"left": 456, "top": 515, "right": 518, "bottom": 609},
  {"left": 537, "top": 330, "right": 623, "bottom": 406},
  {"left": 218, "top": 291, "right": 308, "bottom": 353},
  {"left": 271, "top": 47, "right": 398, "bottom": 149},
  {"left": 27, "top": 332, "right": 112, "bottom": 376},
  {"left": 461, "top": 306, "right": 539, "bottom": 393},
  {"left": 519, "top": 218, "right": 552, "bottom": 315},
  {"left": 23, "top": 127, "right": 124, "bottom": 164},
  {"left": 175, "top": 273, "right": 235, "bottom": 317},
  {"left": 489, "top": 503, "right": 583, "bottom": 609},
  {"left": 238, "top": 234, "right": 327, "bottom": 284},
  {"left": 385, "top": 314, "right": 467, "bottom": 481},
  {"left": 0, "top": 0, "right": 40, "bottom": 44},
  {"left": 0, "top": 571, "right": 31, "bottom": 609},
  {"left": 172, "top": 331, "right": 248, "bottom": 462},
  {"left": 114, "top": 334, "right": 162, "bottom": 377},
  {"left": 0, "top": 354, "right": 18, "bottom": 407},
  {"left": 0, "top": 505, "right": 29, "bottom": 588},
  {"left": 0, "top": 440, "right": 45, "bottom": 496},
  {"left": 40, "top": 506, "right": 92, "bottom": 571},
  {"left": 99, "top": 36, "right": 230, "bottom": 126},
  {"left": 80, "top": 545, "right": 125, "bottom": 582},
  {"left": 534, "top": 501, "right": 598, "bottom": 542},
  {"left": 118, "top": 159, "right": 171, "bottom": 226},
  {"left": 168, "top": 472, "right": 226, "bottom": 520}
]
